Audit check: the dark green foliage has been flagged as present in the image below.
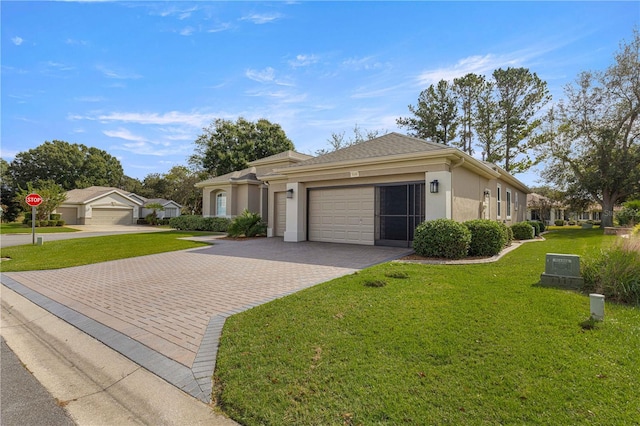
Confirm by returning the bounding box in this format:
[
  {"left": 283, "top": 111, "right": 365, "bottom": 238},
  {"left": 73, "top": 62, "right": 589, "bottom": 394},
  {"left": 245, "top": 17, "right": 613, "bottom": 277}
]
[
  {"left": 582, "top": 239, "right": 640, "bottom": 305},
  {"left": 56, "top": 220, "right": 65, "bottom": 227},
  {"left": 364, "top": 280, "right": 387, "bottom": 287},
  {"left": 555, "top": 220, "right": 565, "bottom": 226},
  {"left": 227, "top": 210, "right": 266, "bottom": 237},
  {"left": 498, "top": 221, "right": 514, "bottom": 247},
  {"left": 464, "top": 219, "right": 507, "bottom": 256},
  {"left": 616, "top": 200, "right": 640, "bottom": 226},
  {"left": 511, "top": 222, "right": 535, "bottom": 240},
  {"left": 385, "top": 271, "right": 409, "bottom": 279},
  {"left": 537, "top": 220, "right": 546, "bottom": 233},
  {"left": 413, "top": 219, "right": 471, "bottom": 259},
  {"left": 169, "top": 215, "right": 231, "bottom": 232},
  {"left": 526, "top": 220, "right": 541, "bottom": 236},
  {"left": 50, "top": 213, "right": 61, "bottom": 221}
]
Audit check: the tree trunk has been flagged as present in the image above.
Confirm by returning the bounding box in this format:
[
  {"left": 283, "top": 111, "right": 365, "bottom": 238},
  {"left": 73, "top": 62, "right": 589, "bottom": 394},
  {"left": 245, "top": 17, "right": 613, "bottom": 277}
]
[{"left": 601, "top": 192, "right": 616, "bottom": 228}]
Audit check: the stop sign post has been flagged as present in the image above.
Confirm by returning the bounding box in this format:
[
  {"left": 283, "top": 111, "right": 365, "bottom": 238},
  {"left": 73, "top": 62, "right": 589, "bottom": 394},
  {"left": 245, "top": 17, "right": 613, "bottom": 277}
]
[{"left": 26, "top": 193, "right": 43, "bottom": 245}]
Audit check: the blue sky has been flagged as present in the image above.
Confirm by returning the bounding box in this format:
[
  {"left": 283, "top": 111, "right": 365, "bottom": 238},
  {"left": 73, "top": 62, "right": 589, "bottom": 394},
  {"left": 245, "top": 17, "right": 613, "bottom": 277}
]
[{"left": 2, "top": 1, "right": 638, "bottom": 186}]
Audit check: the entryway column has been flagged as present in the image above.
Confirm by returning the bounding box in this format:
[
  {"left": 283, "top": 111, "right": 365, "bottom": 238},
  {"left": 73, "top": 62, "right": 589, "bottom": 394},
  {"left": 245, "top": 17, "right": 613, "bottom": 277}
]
[
  {"left": 284, "top": 182, "right": 306, "bottom": 242},
  {"left": 425, "top": 171, "right": 452, "bottom": 220}
]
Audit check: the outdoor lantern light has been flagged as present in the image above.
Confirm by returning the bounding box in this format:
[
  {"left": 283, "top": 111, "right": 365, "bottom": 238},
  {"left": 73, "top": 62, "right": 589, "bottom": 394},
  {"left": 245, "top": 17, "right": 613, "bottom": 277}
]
[
  {"left": 484, "top": 190, "right": 491, "bottom": 197},
  {"left": 286, "top": 188, "right": 294, "bottom": 199},
  {"left": 430, "top": 179, "right": 439, "bottom": 194}
]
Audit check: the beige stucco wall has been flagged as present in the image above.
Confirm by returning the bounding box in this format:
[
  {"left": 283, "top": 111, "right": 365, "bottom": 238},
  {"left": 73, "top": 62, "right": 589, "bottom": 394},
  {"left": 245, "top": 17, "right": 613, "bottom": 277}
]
[{"left": 451, "top": 166, "right": 490, "bottom": 222}]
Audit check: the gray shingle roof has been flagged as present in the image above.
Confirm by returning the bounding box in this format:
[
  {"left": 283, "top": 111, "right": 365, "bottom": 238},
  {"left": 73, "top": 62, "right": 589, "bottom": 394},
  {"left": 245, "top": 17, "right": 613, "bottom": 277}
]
[
  {"left": 287, "top": 132, "right": 447, "bottom": 168},
  {"left": 64, "top": 186, "right": 130, "bottom": 204}
]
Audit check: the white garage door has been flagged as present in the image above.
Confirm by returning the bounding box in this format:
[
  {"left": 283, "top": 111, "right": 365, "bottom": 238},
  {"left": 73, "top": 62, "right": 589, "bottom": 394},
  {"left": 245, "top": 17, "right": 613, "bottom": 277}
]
[
  {"left": 57, "top": 207, "right": 78, "bottom": 225},
  {"left": 308, "top": 187, "right": 375, "bottom": 245},
  {"left": 91, "top": 208, "right": 133, "bottom": 225},
  {"left": 274, "top": 192, "right": 286, "bottom": 237}
]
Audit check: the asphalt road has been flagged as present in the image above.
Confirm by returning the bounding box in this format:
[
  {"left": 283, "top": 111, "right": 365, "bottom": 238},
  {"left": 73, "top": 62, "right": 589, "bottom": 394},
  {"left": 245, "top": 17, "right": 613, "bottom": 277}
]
[
  {"left": 1, "top": 225, "right": 167, "bottom": 248},
  {"left": 1, "top": 337, "right": 75, "bottom": 426}
]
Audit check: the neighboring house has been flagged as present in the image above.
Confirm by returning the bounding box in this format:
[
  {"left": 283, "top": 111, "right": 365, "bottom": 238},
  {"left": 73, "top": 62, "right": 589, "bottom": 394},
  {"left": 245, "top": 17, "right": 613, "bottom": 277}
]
[
  {"left": 196, "top": 133, "right": 530, "bottom": 247},
  {"left": 56, "top": 186, "right": 142, "bottom": 225},
  {"left": 129, "top": 194, "right": 183, "bottom": 219},
  {"left": 526, "top": 193, "right": 567, "bottom": 224}
]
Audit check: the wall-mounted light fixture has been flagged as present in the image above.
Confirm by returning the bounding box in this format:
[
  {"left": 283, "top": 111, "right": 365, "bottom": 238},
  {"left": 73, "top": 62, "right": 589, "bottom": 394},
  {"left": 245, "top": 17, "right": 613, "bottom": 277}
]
[
  {"left": 483, "top": 190, "right": 491, "bottom": 197},
  {"left": 286, "top": 188, "right": 294, "bottom": 199},
  {"left": 429, "top": 179, "right": 439, "bottom": 194}
]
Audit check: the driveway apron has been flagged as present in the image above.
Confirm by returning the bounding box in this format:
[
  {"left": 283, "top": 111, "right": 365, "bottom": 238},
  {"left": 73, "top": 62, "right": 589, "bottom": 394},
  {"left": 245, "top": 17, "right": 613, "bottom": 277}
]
[{"left": 2, "top": 238, "right": 411, "bottom": 402}]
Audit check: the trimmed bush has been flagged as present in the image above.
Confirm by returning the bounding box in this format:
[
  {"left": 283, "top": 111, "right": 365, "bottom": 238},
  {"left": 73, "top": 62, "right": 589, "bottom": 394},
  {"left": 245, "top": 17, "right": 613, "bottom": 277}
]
[
  {"left": 47, "top": 220, "right": 57, "bottom": 227},
  {"left": 554, "top": 220, "right": 565, "bottom": 226},
  {"left": 497, "top": 222, "right": 513, "bottom": 247},
  {"left": 526, "top": 221, "right": 541, "bottom": 237},
  {"left": 413, "top": 219, "right": 471, "bottom": 259},
  {"left": 464, "top": 219, "right": 507, "bottom": 257},
  {"left": 50, "top": 213, "right": 61, "bottom": 220},
  {"left": 582, "top": 238, "right": 640, "bottom": 305},
  {"left": 616, "top": 200, "right": 640, "bottom": 226},
  {"left": 511, "top": 222, "right": 535, "bottom": 240},
  {"left": 227, "top": 210, "right": 266, "bottom": 237},
  {"left": 56, "top": 220, "right": 65, "bottom": 226},
  {"left": 169, "top": 215, "right": 231, "bottom": 232}
]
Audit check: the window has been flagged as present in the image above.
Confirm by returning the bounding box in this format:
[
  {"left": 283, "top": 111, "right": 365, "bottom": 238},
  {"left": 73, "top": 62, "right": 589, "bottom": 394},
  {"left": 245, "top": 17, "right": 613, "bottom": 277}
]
[
  {"left": 497, "top": 184, "right": 502, "bottom": 218},
  {"left": 216, "top": 192, "right": 227, "bottom": 216},
  {"left": 506, "top": 189, "right": 512, "bottom": 219},
  {"left": 515, "top": 192, "right": 519, "bottom": 211}
]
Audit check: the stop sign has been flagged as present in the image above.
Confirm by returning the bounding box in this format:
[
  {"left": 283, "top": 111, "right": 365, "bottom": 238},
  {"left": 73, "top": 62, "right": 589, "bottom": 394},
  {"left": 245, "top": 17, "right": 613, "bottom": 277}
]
[{"left": 25, "top": 193, "right": 43, "bottom": 207}]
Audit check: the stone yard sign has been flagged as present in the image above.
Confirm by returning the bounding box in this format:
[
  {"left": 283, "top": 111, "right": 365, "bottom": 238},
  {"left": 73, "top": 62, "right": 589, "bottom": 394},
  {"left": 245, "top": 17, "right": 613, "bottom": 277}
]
[{"left": 539, "top": 253, "right": 584, "bottom": 290}]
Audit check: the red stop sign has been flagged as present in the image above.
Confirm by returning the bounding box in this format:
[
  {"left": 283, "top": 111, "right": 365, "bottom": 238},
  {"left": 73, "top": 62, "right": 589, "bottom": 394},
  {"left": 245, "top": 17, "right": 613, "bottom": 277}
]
[{"left": 25, "top": 193, "right": 43, "bottom": 207}]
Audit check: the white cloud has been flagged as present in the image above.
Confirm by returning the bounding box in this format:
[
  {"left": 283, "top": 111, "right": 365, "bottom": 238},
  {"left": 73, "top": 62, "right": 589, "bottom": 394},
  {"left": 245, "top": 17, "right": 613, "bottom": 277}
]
[
  {"left": 246, "top": 67, "right": 276, "bottom": 83},
  {"left": 96, "top": 65, "right": 142, "bottom": 80},
  {"left": 74, "top": 96, "right": 106, "bottom": 102},
  {"left": 416, "top": 53, "right": 525, "bottom": 85},
  {"left": 342, "top": 56, "right": 388, "bottom": 71},
  {"left": 103, "top": 128, "right": 147, "bottom": 142},
  {"left": 289, "top": 54, "right": 319, "bottom": 68},
  {"left": 207, "top": 23, "right": 232, "bottom": 33},
  {"left": 82, "top": 110, "right": 220, "bottom": 128},
  {"left": 180, "top": 26, "right": 195, "bottom": 36},
  {"left": 240, "top": 12, "right": 282, "bottom": 24},
  {"left": 44, "top": 61, "right": 75, "bottom": 72},
  {"left": 11, "top": 36, "right": 24, "bottom": 46},
  {"left": 66, "top": 38, "right": 89, "bottom": 46}
]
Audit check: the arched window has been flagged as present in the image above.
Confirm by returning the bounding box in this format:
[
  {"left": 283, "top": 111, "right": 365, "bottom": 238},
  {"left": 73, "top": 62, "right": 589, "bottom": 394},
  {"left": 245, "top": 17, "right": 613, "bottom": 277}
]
[{"left": 216, "top": 192, "right": 227, "bottom": 217}]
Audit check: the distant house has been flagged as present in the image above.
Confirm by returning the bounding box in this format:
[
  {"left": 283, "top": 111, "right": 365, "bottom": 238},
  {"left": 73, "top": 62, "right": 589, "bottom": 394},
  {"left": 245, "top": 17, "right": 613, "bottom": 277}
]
[
  {"left": 135, "top": 196, "right": 183, "bottom": 220},
  {"left": 526, "top": 193, "right": 567, "bottom": 224},
  {"left": 56, "top": 186, "right": 182, "bottom": 226},
  {"left": 196, "top": 133, "right": 531, "bottom": 247},
  {"left": 56, "top": 186, "right": 142, "bottom": 225}
]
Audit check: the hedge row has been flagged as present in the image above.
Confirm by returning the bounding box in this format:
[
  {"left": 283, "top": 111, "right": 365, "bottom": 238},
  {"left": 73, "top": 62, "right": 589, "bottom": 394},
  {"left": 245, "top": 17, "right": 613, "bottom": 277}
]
[
  {"left": 169, "top": 215, "right": 231, "bottom": 232},
  {"left": 26, "top": 220, "right": 66, "bottom": 227},
  {"left": 413, "top": 219, "right": 537, "bottom": 259}
]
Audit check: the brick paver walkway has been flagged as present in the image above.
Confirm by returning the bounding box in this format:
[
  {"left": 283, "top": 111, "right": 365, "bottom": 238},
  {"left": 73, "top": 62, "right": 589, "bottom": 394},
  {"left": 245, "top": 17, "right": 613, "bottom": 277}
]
[{"left": 2, "top": 238, "right": 410, "bottom": 401}]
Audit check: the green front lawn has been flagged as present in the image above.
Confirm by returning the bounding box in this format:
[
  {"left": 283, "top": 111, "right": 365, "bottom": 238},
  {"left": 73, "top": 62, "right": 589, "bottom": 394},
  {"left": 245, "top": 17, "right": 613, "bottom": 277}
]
[
  {"left": 0, "top": 231, "right": 214, "bottom": 271},
  {"left": 215, "top": 229, "right": 640, "bottom": 425},
  {"left": 0, "top": 222, "right": 80, "bottom": 234}
]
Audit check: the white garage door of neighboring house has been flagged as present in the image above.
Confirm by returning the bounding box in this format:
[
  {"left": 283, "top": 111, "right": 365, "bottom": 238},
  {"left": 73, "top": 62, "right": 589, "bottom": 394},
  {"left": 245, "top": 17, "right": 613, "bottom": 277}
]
[
  {"left": 91, "top": 208, "right": 133, "bottom": 225},
  {"left": 308, "top": 187, "right": 375, "bottom": 245},
  {"left": 57, "top": 207, "right": 78, "bottom": 225},
  {"left": 274, "top": 192, "right": 286, "bottom": 237}
]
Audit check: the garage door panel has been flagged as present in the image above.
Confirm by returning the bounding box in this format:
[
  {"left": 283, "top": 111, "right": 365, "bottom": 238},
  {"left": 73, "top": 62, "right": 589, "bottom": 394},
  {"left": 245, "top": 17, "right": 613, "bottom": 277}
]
[
  {"left": 308, "top": 187, "right": 374, "bottom": 245},
  {"left": 91, "top": 208, "right": 133, "bottom": 225}
]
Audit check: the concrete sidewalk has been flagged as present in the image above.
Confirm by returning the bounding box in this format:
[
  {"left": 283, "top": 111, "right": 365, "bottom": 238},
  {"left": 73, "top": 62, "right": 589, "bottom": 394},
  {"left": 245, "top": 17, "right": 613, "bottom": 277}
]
[{"left": 0, "top": 286, "right": 238, "bottom": 426}]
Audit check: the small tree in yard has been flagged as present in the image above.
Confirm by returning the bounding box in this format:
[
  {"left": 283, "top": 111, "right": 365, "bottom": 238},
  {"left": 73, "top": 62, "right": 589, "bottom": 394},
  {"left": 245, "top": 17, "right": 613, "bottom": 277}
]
[
  {"left": 144, "top": 202, "right": 165, "bottom": 225},
  {"left": 17, "top": 180, "right": 66, "bottom": 222}
]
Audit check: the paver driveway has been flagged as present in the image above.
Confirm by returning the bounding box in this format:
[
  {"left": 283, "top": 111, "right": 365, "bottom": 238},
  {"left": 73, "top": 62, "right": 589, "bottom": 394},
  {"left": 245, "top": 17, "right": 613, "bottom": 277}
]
[{"left": 2, "top": 237, "right": 411, "bottom": 401}]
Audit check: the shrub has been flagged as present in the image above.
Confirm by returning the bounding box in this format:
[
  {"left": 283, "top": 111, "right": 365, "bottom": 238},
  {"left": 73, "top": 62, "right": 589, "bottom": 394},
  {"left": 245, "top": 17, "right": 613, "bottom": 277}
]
[
  {"left": 227, "top": 210, "right": 266, "bottom": 237},
  {"left": 47, "top": 220, "right": 57, "bottom": 227},
  {"left": 582, "top": 238, "right": 640, "bottom": 305},
  {"left": 616, "top": 200, "right": 640, "bottom": 226},
  {"left": 511, "top": 222, "right": 535, "bottom": 240},
  {"left": 526, "top": 221, "right": 541, "bottom": 237},
  {"left": 554, "top": 220, "right": 565, "bottom": 226},
  {"left": 413, "top": 219, "right": 471, "bottom": 259},
  {"left": 56, "top": 220, "right": 65, "bottom": 226},
  {"left": 568, "top": 220, "right": 576, "bottom": 226},
  {"left": 633, "top": 224, "right": 640, "bottom": 236},
  {"left": 169, "top": 215, "right": 231, "bottom": 232},
  {"left": 464, "top": 219, "right": 507, "bottom": 257},
  {"left": 497, "top": 222, "right": 514, "bottom": 247},
  {"left": 50, "top": 213, "right": 61, "bottom": 221}
]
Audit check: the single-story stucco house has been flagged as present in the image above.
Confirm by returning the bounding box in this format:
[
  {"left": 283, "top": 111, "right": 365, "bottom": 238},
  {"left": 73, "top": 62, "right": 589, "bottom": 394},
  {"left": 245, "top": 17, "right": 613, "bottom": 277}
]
[
  {"left": 128, "top": 193, "right": 182, "bottom": 219},
  {"left": 196, "top": 133, "right": 530, "bottom": 247},
  {"left": 56, "top": 186, "right": 143, "bottom": 225}
]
